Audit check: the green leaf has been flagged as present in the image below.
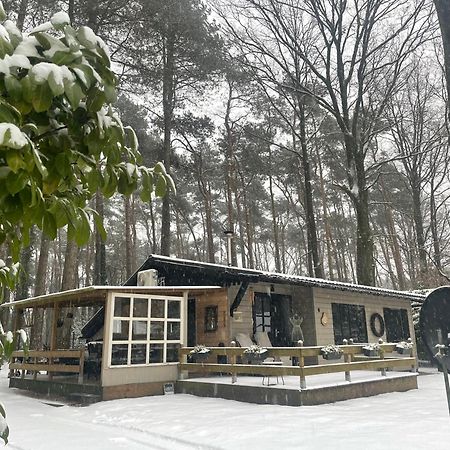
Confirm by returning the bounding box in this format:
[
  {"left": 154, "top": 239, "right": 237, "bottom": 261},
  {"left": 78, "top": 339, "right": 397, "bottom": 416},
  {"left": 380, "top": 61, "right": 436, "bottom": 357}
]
[
  {"left": 5, "top": 151, "right": 23, "bottom": 173},
  {"left": 92, "top": 209, "right": 106, "bottom": 242},
  {"left": 47, "top": 70, "right": 65, "bottom": 96},
  {"left": 51, "top": 49, "right": 79, "bottom": 65},
  {"left": 32, "top": 82, "right": 53, "bottom": 112},
  {"left": 74, "top": 208, "right": 91, "bottom": 246},
  {"left": 21, "top": 76, "right": 33, "bottom": 103},
  {"left": 31, "top": 147, "right": 48, "bottom": 178},
  {"left": 0, "top": 99, "right": 21, "bottom": 124},
  {"left": 104, "top": 82, "right": 117, "bottom": 103},
  {"left": 6, "top": 171, "right": 27, "bottom": 195},
  {"left": 42, "top": 211, "right": 57, "bottom": 239},
  {"left": 4, "top": 75, "right": 23, "bottom": 100},
  {"left": 86, "top": 87, "right": 105, "bottom": 113},
  {"left": 155, "top": 175, "right": 167, "bottom": 197},
  {"left": 64, "top": 81, "right": 84, "bottom": 109},
  {"left": 0, "top": 2, "right": 6, "bottom": 22}
]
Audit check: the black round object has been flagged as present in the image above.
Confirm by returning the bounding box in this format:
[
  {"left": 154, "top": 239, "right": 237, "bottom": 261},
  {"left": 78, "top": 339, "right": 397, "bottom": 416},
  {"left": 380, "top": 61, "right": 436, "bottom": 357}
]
[
  {"left": 419, "top": 286, "right": 450, "bottom": 370},
  {"left": 370, "top": 313, "right": 385, "bottom": 338}
]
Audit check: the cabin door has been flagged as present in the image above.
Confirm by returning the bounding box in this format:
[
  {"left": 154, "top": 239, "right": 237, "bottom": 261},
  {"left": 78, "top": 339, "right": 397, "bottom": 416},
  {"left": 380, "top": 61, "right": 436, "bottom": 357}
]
[
  {"left": 187, "top": 298, "right": 196, "bottom": 347},
  {"left": 253, "top": 293, "right": 291, "bottom": 346},
  {"left": 270, "top": 294, "right": 292, "bottom": 346}
]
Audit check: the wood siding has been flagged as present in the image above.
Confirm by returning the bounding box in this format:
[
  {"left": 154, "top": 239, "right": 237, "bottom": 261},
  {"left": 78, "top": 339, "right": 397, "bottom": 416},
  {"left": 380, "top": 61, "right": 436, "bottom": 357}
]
[
  {"left": 312, "top": 287, "right": 414, "bottom": 346},
  {"left": 194, "top": 288, "right": 230, "bottom": 346}
]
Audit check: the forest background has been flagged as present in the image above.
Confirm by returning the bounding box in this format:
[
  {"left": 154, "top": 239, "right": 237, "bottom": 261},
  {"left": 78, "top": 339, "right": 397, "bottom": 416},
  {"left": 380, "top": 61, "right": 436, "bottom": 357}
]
[{"left": 1, "top": 0, "right": 449, "bottom": 312}]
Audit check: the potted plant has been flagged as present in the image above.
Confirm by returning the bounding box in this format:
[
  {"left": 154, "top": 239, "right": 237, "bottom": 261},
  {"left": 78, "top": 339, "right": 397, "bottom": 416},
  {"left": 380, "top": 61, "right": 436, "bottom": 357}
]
[
  {"left": 243, "top": 345, "right": 268, "bottom": 363},
  {"left": 395, "top": 341, "right": 413, "bottom": 355},
  {"left": 189, "top": 345, "right": 211, "bottom": 363},
  {"left": 362, "top": 343, "right": 380, "bottom": 357},
  {"left": 320, "top": 344, "right": 343, "bottom": 360}
]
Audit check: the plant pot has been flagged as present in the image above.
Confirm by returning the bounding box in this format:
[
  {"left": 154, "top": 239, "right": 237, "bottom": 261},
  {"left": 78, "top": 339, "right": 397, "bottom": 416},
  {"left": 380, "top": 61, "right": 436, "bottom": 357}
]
[
  {"left": 190, "top": 352, "right": 210, "bottom": 363},
  {"left": 396, "top": 346, "right": 411, "bottom": 356},
  {"left": 322, "top": 351, "right": 342, "bottom": 360},
  {"left": 245, "top": 353, "right": 267, "bottom": 364},
  {"left": 363, "top": 348, "right": 379, "bottom": 357}
]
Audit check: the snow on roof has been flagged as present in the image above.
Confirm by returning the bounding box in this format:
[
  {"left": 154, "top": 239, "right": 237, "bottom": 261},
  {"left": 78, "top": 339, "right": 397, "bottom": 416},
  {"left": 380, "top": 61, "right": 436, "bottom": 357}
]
[
  {"left": 1, "top": 285, "right": 222, "bottom": 308},
  {"left": 142, "top": 254, "right": 426, "bottom": 301}
]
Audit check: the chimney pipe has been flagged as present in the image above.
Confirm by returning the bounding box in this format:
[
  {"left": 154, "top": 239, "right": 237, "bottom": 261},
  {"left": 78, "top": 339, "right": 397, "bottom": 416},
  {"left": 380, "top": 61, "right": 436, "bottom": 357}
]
[{"left": 223, "top": 230, "right": 234, "bottom": 266}]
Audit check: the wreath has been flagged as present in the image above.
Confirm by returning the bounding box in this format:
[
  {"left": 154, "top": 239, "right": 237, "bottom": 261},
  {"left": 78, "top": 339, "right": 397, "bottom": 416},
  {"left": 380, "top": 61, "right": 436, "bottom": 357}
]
[{"left": 370, "top": 313, "right": 385, "bottom": 338}]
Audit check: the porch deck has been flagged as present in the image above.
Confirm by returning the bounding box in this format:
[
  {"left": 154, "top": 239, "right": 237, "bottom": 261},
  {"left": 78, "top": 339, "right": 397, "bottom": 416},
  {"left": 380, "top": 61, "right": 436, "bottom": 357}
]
[
  {"left": 177, "top": 371, "right": 418, "bottom": 406},
  {"left": 9, "top": 373, "right": 102, "bottom": 403}
]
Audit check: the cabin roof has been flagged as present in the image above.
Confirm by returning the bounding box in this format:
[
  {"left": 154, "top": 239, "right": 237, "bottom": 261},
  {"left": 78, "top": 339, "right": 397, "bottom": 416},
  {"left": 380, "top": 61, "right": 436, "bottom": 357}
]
[
  {"left": 1, "top": 285, "right": 222, "bottom": 309},
  {"left": 126, "top": 254, "right": 426, "bottom": 302}
]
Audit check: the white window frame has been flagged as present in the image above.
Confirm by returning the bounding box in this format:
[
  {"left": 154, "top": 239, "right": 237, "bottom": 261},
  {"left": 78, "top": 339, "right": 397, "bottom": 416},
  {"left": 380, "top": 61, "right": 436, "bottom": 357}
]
[{"left": 107, "top": 293, "right": 184, "bottom": 367}]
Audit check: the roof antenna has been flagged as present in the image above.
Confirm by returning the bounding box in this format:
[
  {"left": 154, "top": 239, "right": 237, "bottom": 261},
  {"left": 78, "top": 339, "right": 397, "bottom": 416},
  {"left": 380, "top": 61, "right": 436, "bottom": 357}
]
[{"left": 223, "top": 230, "right": 234, "bottom": 266}]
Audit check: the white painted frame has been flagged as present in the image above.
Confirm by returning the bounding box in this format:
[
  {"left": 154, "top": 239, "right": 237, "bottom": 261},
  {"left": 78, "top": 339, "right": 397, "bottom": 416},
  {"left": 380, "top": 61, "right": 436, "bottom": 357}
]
[{"left": 104, "top": 292, "right": 186, "bottom": 368}]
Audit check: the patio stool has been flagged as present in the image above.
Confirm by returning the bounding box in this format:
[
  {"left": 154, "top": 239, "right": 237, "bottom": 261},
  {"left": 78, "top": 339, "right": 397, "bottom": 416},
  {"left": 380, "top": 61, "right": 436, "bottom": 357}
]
[{"left": 262, "top": 360, "right": 284, "bottom": 386}]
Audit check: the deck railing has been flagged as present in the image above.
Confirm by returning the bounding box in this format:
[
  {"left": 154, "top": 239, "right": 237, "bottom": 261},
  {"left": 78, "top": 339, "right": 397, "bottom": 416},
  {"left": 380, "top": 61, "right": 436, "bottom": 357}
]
[
  {"left": 179, "top": 340, "right": 417, "bottom": 388},
  {"left": 10, "top": 349, "right": 85, "bottom": 384}
]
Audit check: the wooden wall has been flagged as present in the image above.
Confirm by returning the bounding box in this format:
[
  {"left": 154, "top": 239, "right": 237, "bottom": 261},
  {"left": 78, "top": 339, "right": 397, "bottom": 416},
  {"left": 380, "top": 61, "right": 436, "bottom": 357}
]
[
  {"left": 194, "top": 288, "right": 230, "bottom": 346},
  {"left": 312, "top": 287, "right": 415, "bottom": 346}
]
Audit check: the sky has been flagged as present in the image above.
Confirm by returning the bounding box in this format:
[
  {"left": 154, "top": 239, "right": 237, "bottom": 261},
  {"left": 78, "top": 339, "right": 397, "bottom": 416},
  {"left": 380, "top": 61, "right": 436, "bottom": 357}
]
[{"left": 2, "top": 367, "right": 450, "bottom": 450}]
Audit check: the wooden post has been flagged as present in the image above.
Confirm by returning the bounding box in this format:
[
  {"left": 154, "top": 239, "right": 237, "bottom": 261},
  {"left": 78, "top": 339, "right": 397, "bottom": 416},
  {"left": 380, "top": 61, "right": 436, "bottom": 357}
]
[
  {"left": 9, "top": 309, "right": 21, "bottom": 378},
  {"left": 408, "top": 337, "right": 418, "bottom": 372},
  {"left": 379, "top": 338, "right": 386, "bottom": 376},
  {"left": 298, "top": 340, "right": 306, "bottom": 389},
  {"left": 343, "top": 339, "right": 351, "bottom": 382},
  {"left": 48, "top": 302, "right": 59, "bottom": 381},
  {"left": 78, "top": 348, "right": 85, "bottom": 384},
  {"left": 231, "top": 341, "right": 237, "bottom": 384}
]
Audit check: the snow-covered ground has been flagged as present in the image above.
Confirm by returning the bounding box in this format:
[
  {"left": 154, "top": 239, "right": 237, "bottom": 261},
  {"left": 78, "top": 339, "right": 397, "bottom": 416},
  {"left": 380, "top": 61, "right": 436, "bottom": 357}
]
[{"left": 1, "top": 367, "right": 450, "bottom": 449}]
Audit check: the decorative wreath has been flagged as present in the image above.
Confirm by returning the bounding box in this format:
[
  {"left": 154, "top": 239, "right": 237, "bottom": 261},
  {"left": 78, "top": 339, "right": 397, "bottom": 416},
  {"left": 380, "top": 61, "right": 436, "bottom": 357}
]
[{"left": 370, "top": 313, "right": 385, "bottom": 338}]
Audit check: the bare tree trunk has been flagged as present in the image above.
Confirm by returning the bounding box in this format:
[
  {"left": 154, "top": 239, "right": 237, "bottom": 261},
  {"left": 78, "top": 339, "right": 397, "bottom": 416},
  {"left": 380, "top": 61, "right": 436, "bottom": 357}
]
[
  {"left": 160, "top": 30, "right": 175, "bottom": 256},
  {"left": 94, "top": 192, "right": 107, "bottom": 285},
  {"left": 16, "top": 0, "right": 28, "bottom": 31}
]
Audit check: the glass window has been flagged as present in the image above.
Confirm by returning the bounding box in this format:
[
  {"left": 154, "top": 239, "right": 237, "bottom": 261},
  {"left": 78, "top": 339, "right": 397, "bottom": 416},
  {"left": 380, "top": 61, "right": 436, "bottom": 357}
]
[
  {"left": 111, "top": 344, "right": 128, "bottom": 366},
  {"left": 112, "top": 320, "right": 129, "bottom": 341},
  {"left": 149, "top": 344, "right": 163, "bottom": 363},
  {"left": 168, "top": 300, "right": 180, "bottom": 318},
  {"left": 332, "top": 303, "right": 368, "bottom": 344},
  {"left": 150, "top": 321, "right": 164, "bottom": 340},
  {"left": 384, "top": 308, "right": 410, "bottom": 342},
  {"left": 133, "top": 298, "right": 148, "bottom": 317},
  {"left": 132, "top": 321, "right": 148, "bottom": 340},
  {"left": 131, "top": 344, "right": 147, "bottom": 365},
  {"left": 166, "top": 344, "right": 179, "bottom": 362},
  {"left": 151, "top": 299, "right": 165, "bottom": 318},
  {"left": 167, "top": 322, "right": 180, "bottom": 340},
  {"left": 110, "top": 294, "right": 182, "bottom": 366},
  {"left": 114, "top": 297, "right": 130, "bottom": 317}
]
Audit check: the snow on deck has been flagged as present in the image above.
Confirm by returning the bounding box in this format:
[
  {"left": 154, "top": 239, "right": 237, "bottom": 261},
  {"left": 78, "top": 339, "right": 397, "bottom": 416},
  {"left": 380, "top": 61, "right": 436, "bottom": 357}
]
[{"left": 186, "top": 370, "right": 417, "bottom": 390}]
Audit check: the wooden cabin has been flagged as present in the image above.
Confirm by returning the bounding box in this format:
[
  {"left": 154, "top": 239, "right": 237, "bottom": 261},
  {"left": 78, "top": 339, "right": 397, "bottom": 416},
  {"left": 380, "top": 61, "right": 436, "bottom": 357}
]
[{"left": 2, "top": 255, "right": 424, "bottom": 402}]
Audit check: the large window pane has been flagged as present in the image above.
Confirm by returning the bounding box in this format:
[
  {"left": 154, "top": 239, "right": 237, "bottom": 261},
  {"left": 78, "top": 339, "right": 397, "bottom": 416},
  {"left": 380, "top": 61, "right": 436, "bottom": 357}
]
[
  {"left": 332, "top": 303, "right": 367, "bottom": 344},
  {"left": 168, "top": 301, "right": 180, "bottom": 318},
  {"left": 167, "top": 322, "right": 180, "bottom": 340},
  {"left": 114, "top": 297, "right": 130, "bottom": 317},
  {"left": 151, "top": 299, "right": 165, "bottom": 318},
  {"left": 167, "top": 344, "right": 179, "bottom": 362},
  {"left": 133, "top": 298, "right": 148, "bottom": 317},
  {"left": 149, "top": 344, "right": 163, "bottom": 363},
  {"left": 111, "top": 344, "right": 128, "bottom": 365},
  {"left": 131, "top": 344, "right": 147, "bottom": 364},
  {"left": 150, "top": 321, "right": 164, "bottom": 340},
  {"left": 112, "top": 320, "right": 129, "bottom": 341},
  {"left": 132, "top": 321, "right": 148, "bottom": 340}
]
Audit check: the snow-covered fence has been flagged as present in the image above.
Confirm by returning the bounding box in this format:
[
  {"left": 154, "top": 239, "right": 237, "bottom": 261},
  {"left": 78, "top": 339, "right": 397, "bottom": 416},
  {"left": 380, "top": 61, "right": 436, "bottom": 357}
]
[
  {"left": 179, "top": 340, "right": 417, "bottom": 388},
  {"left": 9, "top": 349, "right": 85, "bottom": 384}
]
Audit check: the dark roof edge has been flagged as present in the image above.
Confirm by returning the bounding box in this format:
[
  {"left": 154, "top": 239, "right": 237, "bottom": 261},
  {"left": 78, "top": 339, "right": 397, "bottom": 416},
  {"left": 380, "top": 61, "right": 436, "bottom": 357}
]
[{"left": 128, "top": 255, "right": 426, "bottom": 301}]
